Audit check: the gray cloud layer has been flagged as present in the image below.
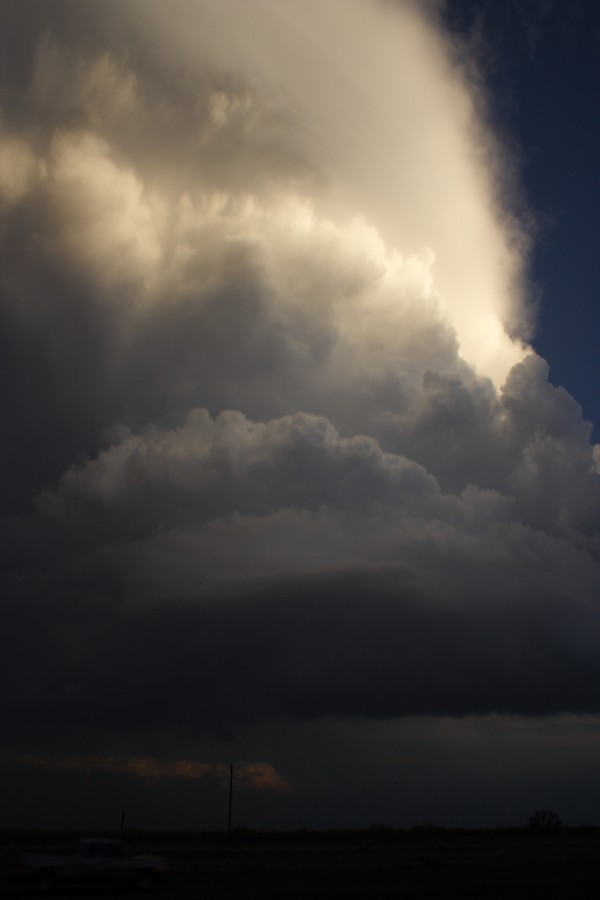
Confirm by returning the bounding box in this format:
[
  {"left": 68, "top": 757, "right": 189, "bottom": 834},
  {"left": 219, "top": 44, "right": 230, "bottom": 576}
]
[{"left": 2, "top": 0, "right": 600, "bottom": 765}]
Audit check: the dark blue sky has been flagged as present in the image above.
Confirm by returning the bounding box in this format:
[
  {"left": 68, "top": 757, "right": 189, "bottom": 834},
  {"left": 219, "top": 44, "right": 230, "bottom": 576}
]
[{"left": 447, "top": 0, "right": 600, "bottom": 439}]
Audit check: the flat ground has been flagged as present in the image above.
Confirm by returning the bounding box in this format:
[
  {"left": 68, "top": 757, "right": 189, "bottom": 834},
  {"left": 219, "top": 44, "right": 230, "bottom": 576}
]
[{"left": 3, "top": 829, "right": 600, "bottom": 898}]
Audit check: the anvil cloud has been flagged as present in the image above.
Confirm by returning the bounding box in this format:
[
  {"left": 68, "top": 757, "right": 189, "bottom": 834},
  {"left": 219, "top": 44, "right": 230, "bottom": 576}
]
[{"left": 2, "top": 0, "right": 600, "bottom": 829}]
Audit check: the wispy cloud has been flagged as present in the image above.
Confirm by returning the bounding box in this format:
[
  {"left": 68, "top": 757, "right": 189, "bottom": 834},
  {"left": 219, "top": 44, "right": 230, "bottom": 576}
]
[{"left": 23, "top": 755, "right": 291, "bottom": 792}]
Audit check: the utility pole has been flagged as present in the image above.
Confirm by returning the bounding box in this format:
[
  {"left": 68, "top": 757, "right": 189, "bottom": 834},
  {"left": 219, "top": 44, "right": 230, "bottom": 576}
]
[{"left": 227, "top": 763, "right": 233, "bottom": 840}]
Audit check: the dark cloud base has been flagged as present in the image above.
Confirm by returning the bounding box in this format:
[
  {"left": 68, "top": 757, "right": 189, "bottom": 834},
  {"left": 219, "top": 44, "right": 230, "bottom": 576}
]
[{"left": 4, "top": 566, "right": 600, "bottom": 758}]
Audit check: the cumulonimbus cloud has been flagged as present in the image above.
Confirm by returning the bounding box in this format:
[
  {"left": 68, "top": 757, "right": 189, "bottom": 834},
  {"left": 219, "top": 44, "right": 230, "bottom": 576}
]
[{"left": 1, "top": 0, "right": 600, "bottom": 761}]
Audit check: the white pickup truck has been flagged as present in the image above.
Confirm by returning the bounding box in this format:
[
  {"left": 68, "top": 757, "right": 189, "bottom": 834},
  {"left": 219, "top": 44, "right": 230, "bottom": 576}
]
[{"left": 15, "top": 837, "right": 170, "bottom": 893}]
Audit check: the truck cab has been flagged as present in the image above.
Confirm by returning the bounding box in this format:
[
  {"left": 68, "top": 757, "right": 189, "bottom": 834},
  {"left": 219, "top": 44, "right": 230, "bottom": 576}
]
[{"left": 16, "top": 837, "right": 169, "bottom": 893}]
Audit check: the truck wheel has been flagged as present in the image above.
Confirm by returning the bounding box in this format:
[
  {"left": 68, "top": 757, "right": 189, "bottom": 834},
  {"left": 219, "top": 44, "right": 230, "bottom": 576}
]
[
  {"left": 33, "top": 871, "right": 58, "bottom": 894},
  {"left": 134, "top": 870, "right": 156, "bottom": 892}
]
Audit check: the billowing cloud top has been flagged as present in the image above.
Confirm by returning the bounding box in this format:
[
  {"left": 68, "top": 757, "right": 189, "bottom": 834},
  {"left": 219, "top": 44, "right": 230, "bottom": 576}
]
[{"left": 2, "top": 0, "right": 600, "bottom": 770}]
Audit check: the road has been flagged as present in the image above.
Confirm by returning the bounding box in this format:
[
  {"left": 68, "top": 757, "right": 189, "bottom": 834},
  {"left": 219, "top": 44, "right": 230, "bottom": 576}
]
[{"left": 5, "top": 834, "right": 600, "bottom": 898}]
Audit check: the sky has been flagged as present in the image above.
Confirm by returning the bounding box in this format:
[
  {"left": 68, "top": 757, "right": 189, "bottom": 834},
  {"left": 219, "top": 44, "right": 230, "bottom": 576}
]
[
  {"left": 1, "top": 0, "right": 600, "bottom": 832},
  {"left": 446, "top": 0, "right": 600, "bottom": 440}
]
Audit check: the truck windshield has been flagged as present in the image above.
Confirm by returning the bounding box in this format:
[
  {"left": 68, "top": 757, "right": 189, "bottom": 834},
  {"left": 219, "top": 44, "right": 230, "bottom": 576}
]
[{"left": 80, "top": 841, "right": 131, "bottom": 859}]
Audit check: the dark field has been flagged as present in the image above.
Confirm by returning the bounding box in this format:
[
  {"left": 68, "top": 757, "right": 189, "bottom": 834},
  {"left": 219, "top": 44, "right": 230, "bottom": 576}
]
[{"left": 3, "top": 828, "right": 600, "bottom": 898}]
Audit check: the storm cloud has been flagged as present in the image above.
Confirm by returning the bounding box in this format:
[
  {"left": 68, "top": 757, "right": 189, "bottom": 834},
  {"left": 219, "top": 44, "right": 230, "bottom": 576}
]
[{"left": 2, "top": 0, "right": 600, "bottom": 827}]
